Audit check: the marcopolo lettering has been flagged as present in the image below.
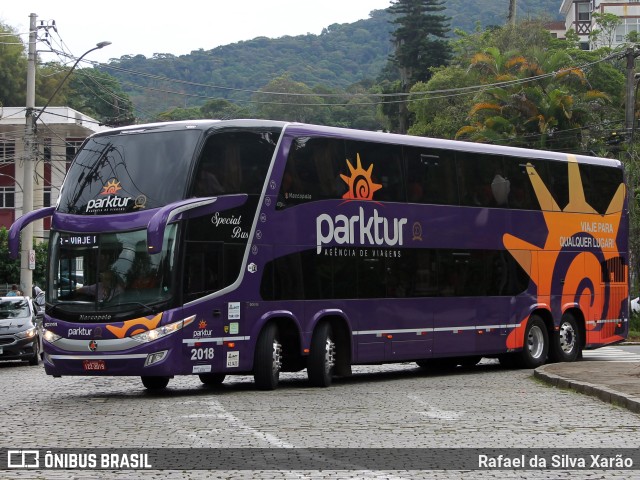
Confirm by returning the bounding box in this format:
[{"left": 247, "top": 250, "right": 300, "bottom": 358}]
[{"left": 316, "top": 207, "right": 408, "bottom": 254}]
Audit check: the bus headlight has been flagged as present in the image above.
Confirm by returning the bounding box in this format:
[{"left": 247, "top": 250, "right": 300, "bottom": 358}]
[
  {"left": 43, "top": 329, "right": 62, "bottom": 343},
  {"left": 131, "top": 315, "right": 196, "bottom": 343}
]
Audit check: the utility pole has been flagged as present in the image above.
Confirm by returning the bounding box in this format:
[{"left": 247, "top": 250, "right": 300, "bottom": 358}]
[
  {"left": 20, "top": 13, "right": 37, "bottom": 298},
  {"left": 625, "top": 46, "right": 640, "bottom": 142}
]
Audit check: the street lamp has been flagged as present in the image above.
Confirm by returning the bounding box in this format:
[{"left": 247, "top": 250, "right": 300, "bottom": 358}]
[{"left": 19, "top": 30, "right": 111, "bottom": 299}]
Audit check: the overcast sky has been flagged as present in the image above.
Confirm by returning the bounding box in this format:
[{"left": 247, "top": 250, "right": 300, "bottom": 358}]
[{"left": 1, "top": 1, "right": 392, "bottom": 65}]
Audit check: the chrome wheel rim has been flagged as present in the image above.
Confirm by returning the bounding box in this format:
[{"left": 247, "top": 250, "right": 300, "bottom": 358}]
[
  {"left": 527, "top": 325, "right": 545, "bottom": 359},
  {"left": 559, "top": 322, "right": 576, "bottom": 354},
  {"left": 324, "top": 337, "right": 336, "bottom": 374},
  {"left": 272, "top": 339, "right": 282, "bottom": 376}
]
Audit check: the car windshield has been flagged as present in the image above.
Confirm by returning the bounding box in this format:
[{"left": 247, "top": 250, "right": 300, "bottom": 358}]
[{"left": 0, "top": 299, "right": 30, "bottom": 319}]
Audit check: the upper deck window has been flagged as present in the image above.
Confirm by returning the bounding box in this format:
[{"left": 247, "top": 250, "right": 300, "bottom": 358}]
[{"left": 58, "top": 129, "right": 201, "bottom": 214}]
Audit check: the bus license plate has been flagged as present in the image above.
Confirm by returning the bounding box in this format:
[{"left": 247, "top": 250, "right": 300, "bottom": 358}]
[{"left": 83, "top": 360, "right": 106, "bottom": 371}]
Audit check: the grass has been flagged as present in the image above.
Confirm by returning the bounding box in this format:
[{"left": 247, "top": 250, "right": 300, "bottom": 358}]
[{"left": 629, "top": 312, "right": 640, "bottom": 342}]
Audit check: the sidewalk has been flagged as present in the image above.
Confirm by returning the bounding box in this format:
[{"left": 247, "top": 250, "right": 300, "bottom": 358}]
[{"left": 534, "top": 355, "right": 640, "bottom": 414}]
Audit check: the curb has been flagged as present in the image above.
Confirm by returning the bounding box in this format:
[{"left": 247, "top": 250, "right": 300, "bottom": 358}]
[{"left": 534, "top": 365, "right": 640, "bottom": 414}]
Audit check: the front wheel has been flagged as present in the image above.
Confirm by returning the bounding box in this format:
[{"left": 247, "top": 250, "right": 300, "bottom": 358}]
[
  {"left": 253, "top": 323, "right": 282, "bottom": 390},
  {"left": 141, "top": 376, "right": 170, "bottom": 390},
  {"left": 308, "top": 322, "right": 336, "bottom": 387},
  {"left": 518, "top": 315, "right": 549, "bottom": 368},
  {"left": 548, "top": 313, "right": 581, "bottom": 363}
]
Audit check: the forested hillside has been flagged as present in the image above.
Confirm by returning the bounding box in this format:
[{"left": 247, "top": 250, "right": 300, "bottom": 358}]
[{"left": 101, "top": 0, "right": 562, "bottom": 118}]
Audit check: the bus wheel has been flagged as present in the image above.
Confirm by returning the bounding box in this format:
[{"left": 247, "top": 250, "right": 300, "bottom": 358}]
[
  {"left": 308, "top": 322, "right": 336, "bottom": 388},
  {"left": 141, "top": 376, "right": 170, "bottom": 390},
  {"left": 199, "top": 373, "right": 226, "bottom": 386},
  {"left": 548, "top": 313, "right": 580, "bottom": 363},
  {"left": 519, "top": 315, "right": 549, "bottom": 368},
  {"left": 254, "top": 323, "right": 282, "bottom": 390}
]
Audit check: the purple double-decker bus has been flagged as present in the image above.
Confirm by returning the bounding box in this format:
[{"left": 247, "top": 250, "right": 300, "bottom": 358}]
[{"left": 9, "top": 119, "right": 629, "bottom": 390}]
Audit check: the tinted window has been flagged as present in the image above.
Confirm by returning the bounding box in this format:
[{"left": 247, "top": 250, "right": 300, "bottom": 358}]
[
  {"left": 261, "top": 248, "right": 529, "bottom": 300},
  {"left": 277, "top": 137, "right": 347, "bottom": 209},
  {"left": 501, "top": 156, "right": 544, "bottom": 210},
  {"left": 456, "top": 152, "right": 507, "bottom": 208},
  {"left": 404, "top": 147, "right": 458, "bottom": 205},
  {"left": 344, "top": 141, "right": 404, "bottom": 202},
  {"left": 59, "top": 129, "right": 201, "bottom": 214},
  {"left": 579, "top": 164, "right": 624, "bottom": 214},
  {"left": 193, "top": 130, "right": 279, "bottom": 197},
  {"left": 543, "top": 160, "right": 569, "bottom": 211}
]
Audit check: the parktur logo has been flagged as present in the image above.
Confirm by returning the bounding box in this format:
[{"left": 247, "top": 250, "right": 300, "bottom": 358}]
[{"left": 316, "top": 154, "right": 407, "bottom": 253}]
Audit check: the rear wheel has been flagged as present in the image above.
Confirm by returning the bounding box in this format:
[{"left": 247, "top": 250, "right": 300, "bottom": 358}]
[
  {"left": 141, "top": 376, "right": 170, "bottom": 390},
  {"left": 518, "top": 315, "right": 549, "bottom": 368},
  {"left": 308, "top": 322, "right": 336, "bottom": 387},
  {"left": 548, "top": 313, "right": 581, "bottom": 363},
  {"left": 254, "top": 323, "right": 282, "bottom": 390},
  {"left": 199, "top": 373, "right": 226, "bottom": 386}
]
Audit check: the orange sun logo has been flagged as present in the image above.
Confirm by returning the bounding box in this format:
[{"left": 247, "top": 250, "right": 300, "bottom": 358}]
[
  {"left": 101, "top": 179, "right": 122, "bottom": 195},
  {"left": 503, "top": 155, "right": 627, "bottom": 348},
  {"left": 340, "top": 154, "right": 382, "bottom": 201}
]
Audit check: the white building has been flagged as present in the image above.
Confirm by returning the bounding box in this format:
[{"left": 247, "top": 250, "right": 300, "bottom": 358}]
[
  {"left": 0, "top": 106, "right": 109, "bottom": 240},
  {"left": 560, "top": 0, "right": 640, "bottom": 50}
]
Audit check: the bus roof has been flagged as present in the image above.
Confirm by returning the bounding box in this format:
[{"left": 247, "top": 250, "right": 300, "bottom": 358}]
[{"left": 94, "top": 119, "right": 621, "bottom": 169}]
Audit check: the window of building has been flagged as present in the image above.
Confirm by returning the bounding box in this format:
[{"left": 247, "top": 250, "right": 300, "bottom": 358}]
[
  {"left": 44, "top": 187, "right": 52, "bottom": 208},
  {"left": 577, "top": 3, "right": 590, "bottom": 21},
  {"left": 43, "top": 138, "right": 52, "bottom": 162},
  {"left": 0, "top": 187, "right": 15, "bottom": 208},
  {"left": 65, "top": 139, "right": 84, "bottom": 162},
  {"left": 0, "top": 139, "right": 16, "bottom": 163}
]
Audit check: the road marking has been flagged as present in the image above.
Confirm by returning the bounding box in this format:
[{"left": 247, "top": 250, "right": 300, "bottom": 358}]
[{"left": 582, "top": 346, "right": 640, "bottom": 362}]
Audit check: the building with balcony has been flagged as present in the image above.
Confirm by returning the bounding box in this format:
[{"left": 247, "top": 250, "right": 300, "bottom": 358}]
[
  {"left": 560, "top": 0, "right": 640, "bottom": 50},
  {"left": 0, "top": 106, "right": 109, "bottom": 241}
]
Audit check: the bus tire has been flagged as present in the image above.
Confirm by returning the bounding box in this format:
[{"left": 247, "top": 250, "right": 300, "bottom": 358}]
[
  {"left": 199, "top": 373, "right": 226, "bottom": 386},
  {"left": 548, "top": 313, "right": 581, "bottom": 363},
  {"left": 254, "top": 323, "right": 282, "bottom": 390},
  {"left": 308, "top": 322, "right": 336, "bottom": 388},
  {"left": 141, "top": 376, "right": 170, "bottom": 390},
  {"left": 518, "top": 315, "right": 549, "bottom": 368}
]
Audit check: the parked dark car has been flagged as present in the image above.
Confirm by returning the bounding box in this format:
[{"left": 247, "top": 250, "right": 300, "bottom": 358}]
[{"left": 0, "top": 296, "right": 41, "bottom": 365}]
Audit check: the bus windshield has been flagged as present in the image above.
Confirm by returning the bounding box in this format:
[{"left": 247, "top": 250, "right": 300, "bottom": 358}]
[
  {"left": 50, "top": 225, "right": 177, "bottom": 316},
  {"left": 57, "top": 128, "right": 201, "bottom": 214}
]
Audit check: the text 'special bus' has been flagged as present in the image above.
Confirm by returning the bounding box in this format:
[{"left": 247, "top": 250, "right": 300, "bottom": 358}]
[{"left": 9, "top": 120, "right": 629, "bottom": 390}]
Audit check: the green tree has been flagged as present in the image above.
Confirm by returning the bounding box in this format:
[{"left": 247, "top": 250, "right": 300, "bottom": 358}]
[
  {"left": 154, "top": 107, "right": 202, "bottom": 121},
  {"left": 253, "top": 74, "right": 326, "bottom": 123},
  {"left": 68, "top": 69, "right": 136, "bottom": 126},
  {"left": 387, "top": 0, "right": 452, "bottom": 133},
  {"left": 590, "top": 12, "right": 622, "bottom": 49},
  {"left": 389, "top": 0, "right": 451, "bottom": 86},
  {"left": 456, "top": 49, "right": 610, "bottom": 150},
  {"left": 408, "top": 66, "right": 479, "bottom": 139},
  {"left": 200, "top": 98, "right": 251, "bottom": 119},
  {"left": 0, "top": 23, "right": 27, "bottom": 107},
  {"left": 0, "top": 227, "right": 47, "bottom": 288}
]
